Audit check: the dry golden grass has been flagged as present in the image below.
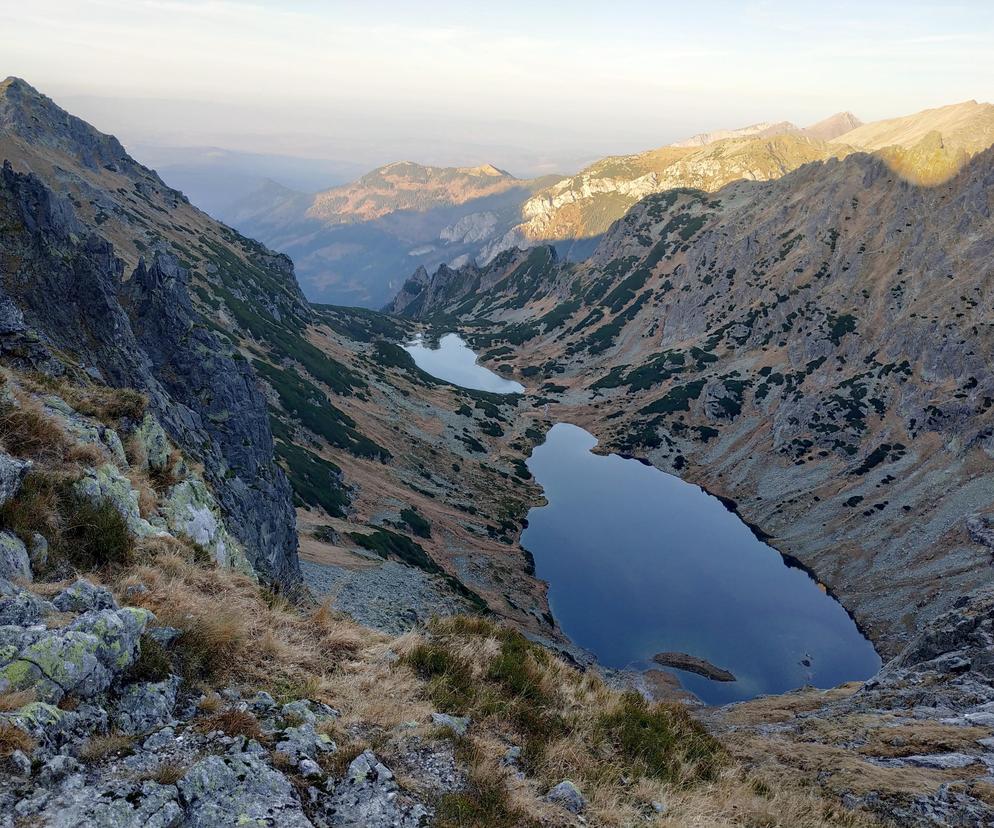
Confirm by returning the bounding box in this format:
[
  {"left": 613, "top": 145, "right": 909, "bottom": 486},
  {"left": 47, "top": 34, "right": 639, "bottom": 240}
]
[
  {"left": 79, "top": 731, "right": 135, "bottom": 762},
  {"left": 127, "top": 470, "right": 158, "bottom": 518},
  {"left": 196, "top": 708, "right": 264, "bottom": 741},
  {"left": 0, "top": 690, "right": 36, "bottom": 713},
  {"left": 0, "top": 390, "right": 70, "bottom": 462},
  {"left": 113, "top": 543, "right": 384, "bottom": 698},
  {"left": 0, "top": 721, "right": 36, "bottom": 757},
  {"left": 143, "top": 760, "right": 188, "bottom": 786},
  {"left": 16, "top": 373, "right": 148, "bottom": 427},
  {"left": 390, "top": 616, "right": 880, "bottom": 828}
]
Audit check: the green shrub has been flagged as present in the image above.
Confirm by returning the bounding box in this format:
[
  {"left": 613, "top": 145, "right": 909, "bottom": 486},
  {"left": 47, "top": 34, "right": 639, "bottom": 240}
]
[
  {"left": 400, "top": 507, "right": 431, "bottom": 538},
  {"left": 597, "top": 691, "right": 723, "bottom": 784},
  {"left": 127, "top": 633, "right": 172, "bottom": 683}
]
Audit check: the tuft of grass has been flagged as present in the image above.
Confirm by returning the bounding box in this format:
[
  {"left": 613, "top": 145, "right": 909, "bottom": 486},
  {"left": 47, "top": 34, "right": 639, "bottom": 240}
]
[
  {"left": 0, "top": 721, "right": 35, "bottom": 757},
  {"left": 79, "top": 731, "right": 134, "bottom": 762},
  {"left": 0, "top": 394, "right": 69, "bottom": 461},
  {"left": 60, "top": 492, "right": 134, "bottom": 571},
  {"left": 145, "top": 760, "right": 187, "bottom": 786},
  {"left": 0, "top": 690, "right": 36, "bottom": 713},
  {"left": 596, "top": 691, "right": 723, "bottom": 785},
  {"left": 196, "top": 708, "right": 263, "bottom": 741},
  {"left": 126, "top": 633, "right": 173, "bottom": 683},
  {"left": 68, "top": 387, "right": 147, "bottom": 424},
  {"left": 0, "top": 472, "right": 134, "bottom": 573},
  {"left": 436, "top": 744, "right": 541, "bottom": 828},
  {"left": 403, "top": 618, "right": 565, "bottom": 772}
]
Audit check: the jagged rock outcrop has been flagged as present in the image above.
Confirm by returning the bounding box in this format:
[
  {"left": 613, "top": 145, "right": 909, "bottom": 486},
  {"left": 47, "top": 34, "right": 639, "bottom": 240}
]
[{"left": 0, "top": 162, "right": 299, "bottom": 583}]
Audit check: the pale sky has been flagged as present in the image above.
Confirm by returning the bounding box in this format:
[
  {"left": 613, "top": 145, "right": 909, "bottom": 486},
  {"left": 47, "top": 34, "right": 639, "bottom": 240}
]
[{"left": 4, "top": 0, "right": 994, "bottom": 177}]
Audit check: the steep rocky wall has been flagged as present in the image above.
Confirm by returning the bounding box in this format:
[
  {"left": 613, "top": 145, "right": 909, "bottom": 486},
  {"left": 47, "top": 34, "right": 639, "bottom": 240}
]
[{"left": 0, "top": 162, "right": 299, "bottom": 583}]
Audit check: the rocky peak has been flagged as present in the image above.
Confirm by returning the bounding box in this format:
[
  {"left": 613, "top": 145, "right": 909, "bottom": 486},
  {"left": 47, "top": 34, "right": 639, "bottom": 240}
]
[
  {"left": 0, "top": 76, "right": 137, "bottom": 175},
  {"left": 802, "top": 110, "right": 864, "bottom": 140}
]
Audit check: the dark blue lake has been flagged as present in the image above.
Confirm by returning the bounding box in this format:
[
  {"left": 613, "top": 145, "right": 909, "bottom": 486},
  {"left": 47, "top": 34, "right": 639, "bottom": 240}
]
[{"left": 522, "top": 423, "right": 881, "bottom": 704}]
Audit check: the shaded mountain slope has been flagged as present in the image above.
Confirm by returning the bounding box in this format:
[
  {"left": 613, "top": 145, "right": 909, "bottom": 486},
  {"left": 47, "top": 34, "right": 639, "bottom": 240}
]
[
  {"left": 390, "top": 147, "right": 994, "bottom": 658},
  {"left": 0, "top": 78, "right": 301, "bottom": 582},
  {"left": 0, "top": 78, "right": 564, "bottom": 637}
]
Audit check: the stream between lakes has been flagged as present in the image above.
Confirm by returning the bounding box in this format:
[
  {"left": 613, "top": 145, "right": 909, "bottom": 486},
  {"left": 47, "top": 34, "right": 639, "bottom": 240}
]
[{"left": 405, "top": 333, "right": 880, "bottom": 704}]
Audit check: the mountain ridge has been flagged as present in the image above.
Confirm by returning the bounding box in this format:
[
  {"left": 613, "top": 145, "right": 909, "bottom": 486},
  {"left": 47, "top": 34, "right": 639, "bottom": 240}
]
[{"left": 389, "top": 144, "right": 994, "bottom": 659}]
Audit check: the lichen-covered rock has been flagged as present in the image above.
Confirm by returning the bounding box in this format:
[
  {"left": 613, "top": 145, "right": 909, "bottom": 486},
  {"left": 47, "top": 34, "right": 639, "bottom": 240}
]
[
  {"left": 68, "top": 607, "right": 153, "bottom": 672},
  {"left": 161, "top": 479, "right": 251, "bottom": 573},
  {"left": 324, "top": 750, "right": 430, "bottom": 827},
  {"left": 53, "top": 579, "right": 118, "bottom": 613},
  {"left": 0, "top": 606, "right": 151, "bottom": 702},
  {"left": 37, "top": 780, "right": 183, "bottom": 828},
  {"left": 431, "top": 712, "right": 470, "bottom": 736},
  {"left": 42, "top": 394, "right": 128, "bottom": 467},
  {"left": 74, "top": 463, "right": 160, "bottom": 538},
  {"left": 2, "top": 631, "right": 108, "bottom": 701},
  {"left": 27, "top": 532, "right": 47, "bottom": 571},
  {"left": 135, "top": 414, "right": 171, "bottom": 471},
  {"left": 275, "top": 721, "right": 336, "bottom": 762},
  {"left": 113, "top": 675, "right": 180, "bottom": 735},
  {"left": 0, "top": 452, "right": 30, "bottom": 507},
  {"left": 0, "top": 531, "right": 31, "bottom": 582},
  {"left": 280, "top": 699, "right": 338, "bottom": 725},
  {"left": 178, "top": 752, "right": 313, "bottom": 827}
]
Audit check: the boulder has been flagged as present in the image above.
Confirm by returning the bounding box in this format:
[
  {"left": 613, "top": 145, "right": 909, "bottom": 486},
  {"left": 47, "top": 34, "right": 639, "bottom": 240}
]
[
  {"left": 324, "top": 750, "right": 430, "bottom": 827},
  {"left": 37, "top": 780, "right": 182, "bottom": 828},
  {"left": 74, "top": 463, "right": 160, "bottom": 538},
  {"left": 0, "top": 452, "right": 30, "bottom": 507},
  {"left": 53, "top": 579, "right": 118, "bottom": 613},
  {"left": 0, "top": 531, "right": 31, "bottom": 582},
  {"left": 275, "top": 721, "right": 336, "bottom": 762},
  {"left": 0, "top": 577, "right": 53, "bottom": 625},
  {"left": 113, "top": 676, "right": 181, "bottom": 734},
  {"left": 0, "top": 606, "right": 151, "bottom": 702},
  {"left": 547, "top": 779, "right": 586, "bottom": 813}
]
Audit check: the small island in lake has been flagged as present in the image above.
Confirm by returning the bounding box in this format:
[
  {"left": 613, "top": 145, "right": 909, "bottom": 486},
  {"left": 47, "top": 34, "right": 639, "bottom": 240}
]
[{"left": 653, "top": 652, "right": 737, "bottom": 682}]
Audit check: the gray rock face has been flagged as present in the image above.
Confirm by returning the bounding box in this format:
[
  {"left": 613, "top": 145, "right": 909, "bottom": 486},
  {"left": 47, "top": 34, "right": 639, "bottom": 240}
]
[
  {"left": 113, "top": 676, "right": 181, "bottom": 735},
  {"left": 0, "top": 531, "right": 30, "bottom": 582},
  {"left": 0, "top": 160, "right": 299, "bottom": 585},
  {"left": 275, "top": 721, "right": 336, "bottom": 762},
  {"left": 547, "top": 779, "right": 586, "bottom": 814},
  {"left": 324, "top": 750, "right": 430, "bottom": 827},
  {"left": 0, "top": 577, "right": 52, "bottom": 625},
  {"left": 36, "top": 781, "right": 183, "bottom": 828},
  {"left": 0, "top": 603, "right": 151, "bottom": 702},
  {"left": 179, "top": 752, "right": 313, "bottom": 828},
  {"left": 0, "top": 452, "right": 29, "bottom": 507},
  {"left": 53, "top": 579, "right": 118, "bottom": 613}
]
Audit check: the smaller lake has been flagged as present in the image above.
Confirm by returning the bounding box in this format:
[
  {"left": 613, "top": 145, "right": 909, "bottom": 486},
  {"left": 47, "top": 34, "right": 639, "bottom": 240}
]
[
  {"left": 523, "top": 424, "right": 881, "bottom": 705},
  {"left": 404, "top": 333, "right": 524, "bottom": 394}
]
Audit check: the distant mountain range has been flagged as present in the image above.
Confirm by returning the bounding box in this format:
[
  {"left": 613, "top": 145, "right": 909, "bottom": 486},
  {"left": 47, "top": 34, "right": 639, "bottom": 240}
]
[{"left": 222, "top": 100, "right": 994, "bottom": 309}]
